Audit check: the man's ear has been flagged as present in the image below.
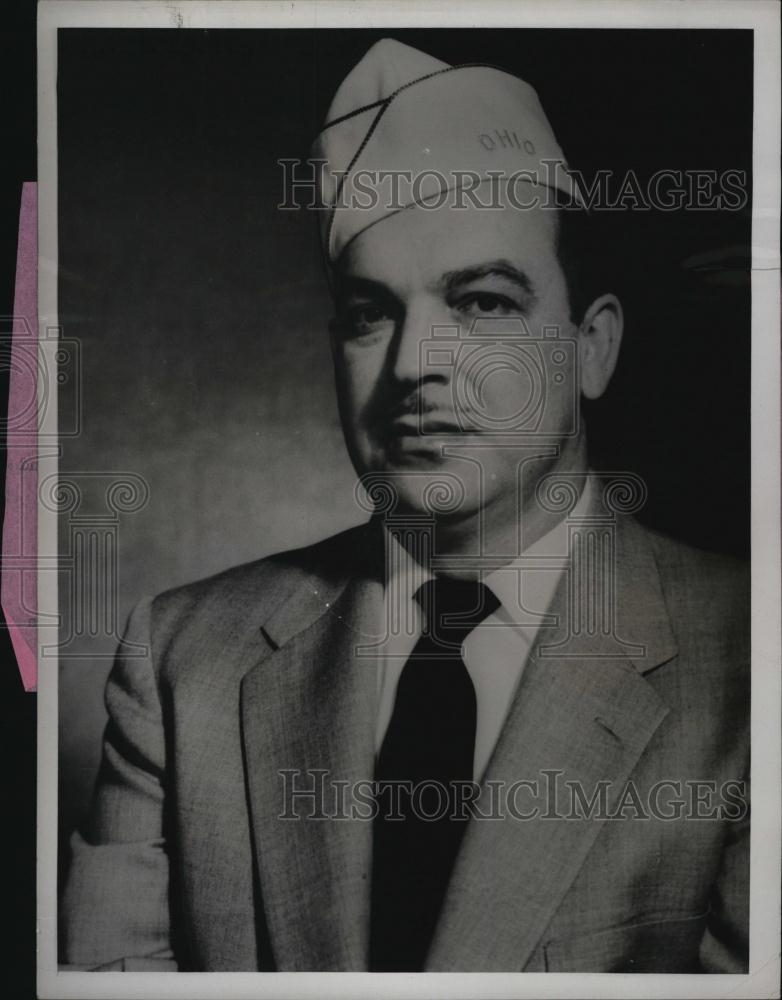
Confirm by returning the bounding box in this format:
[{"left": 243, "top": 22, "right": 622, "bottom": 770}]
[{"left": 577, "top": 293, "right": 624, "bottom": 399}]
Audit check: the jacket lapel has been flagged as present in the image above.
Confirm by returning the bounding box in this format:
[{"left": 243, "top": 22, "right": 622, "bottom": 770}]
[
  {"left": 426, "top": 514, "right": 677, "bottom": 971},
  {"left": 240, "top": 523, "right": 382, "bottom": 970},
  {"left": 239, "top": 510, "right": 678, "bottom": 971}
]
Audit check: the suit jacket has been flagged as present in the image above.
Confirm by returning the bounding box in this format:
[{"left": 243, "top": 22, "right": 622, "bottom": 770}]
[{"left": 61, "top": 513, "right": 749, "bottom": 972}]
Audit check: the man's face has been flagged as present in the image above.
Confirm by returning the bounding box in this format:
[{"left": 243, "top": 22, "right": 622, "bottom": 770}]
[{"left": 330, "top": 194, "right": 581, "bottom": 521}]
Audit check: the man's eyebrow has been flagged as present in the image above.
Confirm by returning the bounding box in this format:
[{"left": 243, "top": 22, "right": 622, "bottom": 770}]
[
  {"left": 332, "top": 274, "right": 396, "bottom": 304},
  {"left": 441, "top": 260, "right": 537, "bottom": 299},
  {"left": 332, "top": 260, "right": 537, "bottom": 305}
]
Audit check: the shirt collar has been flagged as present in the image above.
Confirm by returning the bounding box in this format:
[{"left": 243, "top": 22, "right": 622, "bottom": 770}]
[{"left": 383, "top": 474, "right": 594, "bottom": 631}]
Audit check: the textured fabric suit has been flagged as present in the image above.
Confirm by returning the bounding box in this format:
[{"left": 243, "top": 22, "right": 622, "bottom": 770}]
[{"left": 61, "top": 512, "right": 749, "bottom": 972}]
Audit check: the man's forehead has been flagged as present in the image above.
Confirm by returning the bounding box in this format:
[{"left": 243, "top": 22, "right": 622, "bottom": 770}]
[{"left": 335, "top": 198, "right": 558, "bottom": 289}]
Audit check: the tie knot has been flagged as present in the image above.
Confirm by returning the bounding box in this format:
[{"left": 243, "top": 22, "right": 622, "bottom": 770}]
[{"left": 414, "top": 577, "right": 500, "bottom": 649}]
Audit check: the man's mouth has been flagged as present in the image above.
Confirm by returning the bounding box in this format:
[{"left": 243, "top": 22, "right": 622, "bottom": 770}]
[
  {"left": 386, "top": 416, "right": 463, "bottom": 438},
  {"left": 378, "top": 415, "right": 472, "bottom": 460}
]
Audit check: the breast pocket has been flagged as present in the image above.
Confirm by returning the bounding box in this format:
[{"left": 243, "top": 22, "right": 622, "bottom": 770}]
[{"left": 543, "top": 910, "right": 710, "bottom": 973}]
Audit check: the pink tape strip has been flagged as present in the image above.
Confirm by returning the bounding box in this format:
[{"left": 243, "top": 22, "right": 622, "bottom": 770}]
[{"left": 2, "top": 182, "right": 38, "bottom": 691}]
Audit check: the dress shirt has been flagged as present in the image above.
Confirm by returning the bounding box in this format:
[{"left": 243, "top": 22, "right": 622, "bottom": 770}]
[{"left": 375, "top": 476, "right": 593, "bottom": 781}]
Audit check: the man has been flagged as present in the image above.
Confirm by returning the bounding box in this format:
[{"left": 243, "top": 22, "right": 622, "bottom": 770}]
[{"left": 61, "top": 39, "right": 749, "bottom": 973}]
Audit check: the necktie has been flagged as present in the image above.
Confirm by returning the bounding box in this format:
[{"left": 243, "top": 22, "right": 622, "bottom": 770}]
[{"left": 369, "top": 577, "right": 500, "bottom": 971}]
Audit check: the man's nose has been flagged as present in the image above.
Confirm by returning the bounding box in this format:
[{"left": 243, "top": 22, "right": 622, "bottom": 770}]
[{"left": 391, "top": 300, "right": 450, "bottom": 385}]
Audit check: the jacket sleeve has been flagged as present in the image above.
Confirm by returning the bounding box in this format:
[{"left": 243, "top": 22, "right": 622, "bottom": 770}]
[
  {"left": 60, "top": 596, "right": 178, "bottom": 971},
  {"left": 698, "top": 776, "right": 750, "bottom": 973}
]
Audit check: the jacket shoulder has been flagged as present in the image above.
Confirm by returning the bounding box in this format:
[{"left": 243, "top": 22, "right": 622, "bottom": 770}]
[
  {"left": 144, "top": 521, "right": 370, "bottom": 664},
  {"left": 641, "top": 522, "right": 749, "bottom": 606},
  {"left": 634, "top": 520, "right": 749, "bottom": 665}
]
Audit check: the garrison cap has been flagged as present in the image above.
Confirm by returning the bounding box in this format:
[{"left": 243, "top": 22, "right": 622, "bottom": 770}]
[{"left": 312, "top": 38, "right": 581, "bottom": 266}]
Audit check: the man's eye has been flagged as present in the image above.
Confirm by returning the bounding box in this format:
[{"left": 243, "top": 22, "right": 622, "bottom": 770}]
[
  {"left": 344, "top": 304, "right": 394, "bottom": 336},
  {"left": 459, "top": 293, "right": 517, "bottom": 316}
]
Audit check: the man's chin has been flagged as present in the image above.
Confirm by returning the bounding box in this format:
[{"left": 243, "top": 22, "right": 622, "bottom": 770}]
[{"left": 359, "top": 456, "right": 481, "bottom": 521}]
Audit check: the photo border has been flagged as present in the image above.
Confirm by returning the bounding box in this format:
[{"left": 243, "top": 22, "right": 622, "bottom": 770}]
[{"left": 36, "top": 2, "right": 781, "bottom": 998}]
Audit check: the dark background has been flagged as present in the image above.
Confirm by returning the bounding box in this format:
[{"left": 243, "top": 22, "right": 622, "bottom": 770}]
[
  {"left": 55, "top": 25, "right": 752, "bottom": 922},
  {"left": 1, "top": 2, "right": 36, "bottom": 998}
]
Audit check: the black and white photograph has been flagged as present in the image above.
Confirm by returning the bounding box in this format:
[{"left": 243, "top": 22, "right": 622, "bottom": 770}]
[{"left": 32, "top": 2, "right": 780, "bottom": 997}]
